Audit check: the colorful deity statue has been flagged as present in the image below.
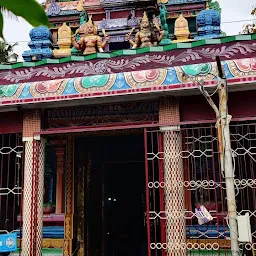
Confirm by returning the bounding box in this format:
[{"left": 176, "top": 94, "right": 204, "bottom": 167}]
[
  {"left": 126, "top": 12, "right": 164, "bottom": 49},
  {"left": 173, "top": 14, "right": 191, "bottom": 43},
  {"left": 53, "top": 22, "right": 72, "bottom": 57},
  {"left": 71, "top": 15, "right": 110, "bottom": 55},
  {"left": 158, "top": 3, "right": 172, "bottom": 45}
]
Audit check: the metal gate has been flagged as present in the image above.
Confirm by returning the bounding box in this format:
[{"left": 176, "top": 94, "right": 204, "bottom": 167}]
[
  {"left": 145, "top": 122, "right": 256, "bottom": 256},
  {"left": 0, "top": 133, "right": 23, "bottom": 253}
]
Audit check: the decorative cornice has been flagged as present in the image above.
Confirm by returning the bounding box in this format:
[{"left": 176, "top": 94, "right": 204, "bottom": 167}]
[{"left": 0, "top": 57, "right": 255, "bottom": 107}]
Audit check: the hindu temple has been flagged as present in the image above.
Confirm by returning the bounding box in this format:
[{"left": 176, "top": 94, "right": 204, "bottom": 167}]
[{"left": 0, "top": 0, "right": 256, "bottom": 255}]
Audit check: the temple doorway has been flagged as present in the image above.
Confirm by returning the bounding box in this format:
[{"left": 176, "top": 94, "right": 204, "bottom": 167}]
[{"left": 74, "top": 131, "right": 148, "bottom": 256}]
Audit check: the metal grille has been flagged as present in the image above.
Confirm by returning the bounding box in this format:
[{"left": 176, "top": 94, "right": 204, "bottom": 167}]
[
  {"left": 145, "top": 122, "right": 256, "bottom": 255},
  {"left": 0, "top": 133, "right": 23, "bottom": 235}
]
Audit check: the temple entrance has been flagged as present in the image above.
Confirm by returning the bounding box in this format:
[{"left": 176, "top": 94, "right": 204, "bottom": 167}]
[{"left": 74, "top": 132, "right": 148, "bottom": 256}]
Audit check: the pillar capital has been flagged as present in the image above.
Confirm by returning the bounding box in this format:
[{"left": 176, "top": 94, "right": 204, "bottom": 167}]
[
  {"left": 160, "top": 125, "right": 181, "bottom": 132},
  {"left": 22, "top": 109, "right": 42, "bottom": 141},
  {"left": 159, "top": 96, "right": 180, "bottom": 125}
]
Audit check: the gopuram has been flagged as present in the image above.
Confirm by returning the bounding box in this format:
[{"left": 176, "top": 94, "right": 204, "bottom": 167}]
[{"left": 0, "top": 0, "right": 256, "bottom": 256}]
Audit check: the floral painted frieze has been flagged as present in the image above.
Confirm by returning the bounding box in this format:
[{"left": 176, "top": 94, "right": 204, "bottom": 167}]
[{"left": 0, "top": 57, "right": 256, "bottom": 107}]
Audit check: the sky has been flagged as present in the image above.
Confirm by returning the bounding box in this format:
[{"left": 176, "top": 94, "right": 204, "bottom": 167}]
[{"left": 2, "top": 0, "right": 255, "bottom": 61}]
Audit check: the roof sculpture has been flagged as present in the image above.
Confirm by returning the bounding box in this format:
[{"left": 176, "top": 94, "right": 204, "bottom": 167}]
[
  {"left": 47, "top": 0, "right": 61, "bottom": 16},
  {"left": 126, "top": 12, "right": 165, "bottom": 49},
  {"left": 194, "top": 9, "right": 222, "bottom": 39},
  {"left": 71, "top": 15, "right": 110, "bottom": 54},
  {"left": 173, "top": 14, "right": 191, "bottom": 42},
  {"left": 20, "top": 0, "right": 225, "bottom": 61},
  {"left": 53, "top": 23, "right": 72, "bottom": 57},
  {"left": 22, "top": 26, "right": 53, "bottom": 62}
]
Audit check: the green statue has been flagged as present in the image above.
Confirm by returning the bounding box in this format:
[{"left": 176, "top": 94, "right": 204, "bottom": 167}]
[
  {"left": 80, "top": 10, "right": 88, "bottom": 26},
  {"left": 158, "top": 3, "right": 172, "bottom": 45},
  {"left": 71, "top": 10, "right": 88, "bottom": 55}
]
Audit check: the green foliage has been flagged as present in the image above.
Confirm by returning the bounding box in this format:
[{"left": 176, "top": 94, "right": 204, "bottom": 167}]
[
  {"left": 221, "top": 31, "right": 227, "bottom": 37},
  {"left": 208, "top": 0, "right": 222, "bottom": 13},
  {"left": 0, "top": 12, "right": 3, "bottom": 38},
  {"left": 0, "top": 41, "right": 17, "bottom": 63},
  {"left": 240, "top": 7, "right": 256, "bottom": 34},
  {"left": 43, "top": 202, "right": 55, "bottom": 207},
  {"left": 0, "top": 0, "right": 49, "bottom": 39}
]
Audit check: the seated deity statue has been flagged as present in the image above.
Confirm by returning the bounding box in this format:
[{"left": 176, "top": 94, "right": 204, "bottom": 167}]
[
  {"left": 53, "top": 22, "right": 72, "bottom": 57},
  {"left": 173, "top": 14, "right": 191, "bottom": 43},
  {"left": 57, "top": 22, "right": 72, "bottom": 47},
  {"left": 126, "top": 12, "right": 164, "bottom": 49},
  {"left": 71, "top": 15, "right": 110, "bottom": 55}
]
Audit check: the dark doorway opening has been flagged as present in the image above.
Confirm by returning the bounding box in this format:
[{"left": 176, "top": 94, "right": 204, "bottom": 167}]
[{"left": 74, "top": 132, "right": 147, "bottom": 256}]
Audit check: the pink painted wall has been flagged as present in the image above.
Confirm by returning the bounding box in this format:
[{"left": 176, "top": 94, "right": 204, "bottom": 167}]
[
  {"left": 111, "top": 10, "right": 131, "bottom": 19},
  {"left": 180, "top": 90, "right": 256, "bottom": 123},
  {"left": 0, "top": 112, "right": 23, "bottom": 134}
]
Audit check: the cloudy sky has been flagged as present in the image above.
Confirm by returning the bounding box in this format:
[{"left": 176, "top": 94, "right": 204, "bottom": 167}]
[{"left": 2, "top": 0, "right": 255, "bottom": 61}]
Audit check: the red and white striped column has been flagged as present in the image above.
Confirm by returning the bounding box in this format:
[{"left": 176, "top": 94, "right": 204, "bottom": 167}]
[{"left": 22, "top": 110, "right": 45, "bottom": 256}]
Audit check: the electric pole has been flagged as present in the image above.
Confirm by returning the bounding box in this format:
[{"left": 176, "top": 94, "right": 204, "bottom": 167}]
[{"left": 198, "top": 56, "right": 239, "bottom": 255}]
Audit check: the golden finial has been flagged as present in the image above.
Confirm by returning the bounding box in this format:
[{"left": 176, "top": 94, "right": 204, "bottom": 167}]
[
  {"left": 87, "top": 15, "right": 93, "bottom": 25},
  {"left": 157, "top": 0, "right": 168, "bottom": 3},
  {"left": 206, "top": 0, "right": 210, "bottom": 9},
  {"left": 142, "top": 11, "right": 149, "bottom": 22},
  {"left": 76, "top": 0, "right": 84, "bottom": 11}
]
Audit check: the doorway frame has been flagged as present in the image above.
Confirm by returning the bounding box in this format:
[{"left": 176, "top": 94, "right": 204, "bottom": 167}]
[{"left": 43, "top": 127, "right": 153, "bottom": 256}]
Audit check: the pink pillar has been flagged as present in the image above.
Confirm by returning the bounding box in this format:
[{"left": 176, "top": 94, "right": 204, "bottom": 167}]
[
  {"left": 161, "top": 127, "right": 186, "bottom": 255},
  {"left": 159, "top": 97, "right": 186, "bottom": 255}
]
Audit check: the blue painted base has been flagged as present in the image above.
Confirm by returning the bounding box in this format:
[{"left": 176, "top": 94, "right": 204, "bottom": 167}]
[
  {"left": 0, "top": 233, "right": 17, "bottom": 253},
  {"left": 22, "top": 48, "right": 53, "bottom": 62},
  {"left": 17, "top": 226, "right": 64, "bottom": 239},
  {"left": 15, "top": 225, "right": 229, "bottom": 239},
  {"left": 194, "top": 34, "right": 224, "bottom": 40}
]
